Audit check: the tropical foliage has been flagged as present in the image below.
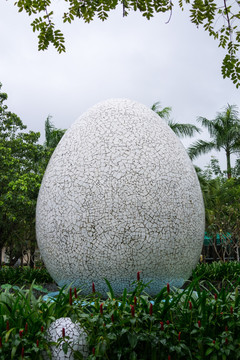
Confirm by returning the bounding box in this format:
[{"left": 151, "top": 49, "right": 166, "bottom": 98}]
[
  {"left": 188, "top": 104, "right": 240, "bottom": 179},
  {"left": 193, "top": 261, "right": 240, "bottom": 282},
  {"left": 196, "top": 157, "right": 240, "bottom": 262},
  {"left": 0, "top": 266, "right": 53, "bottom": 285},
  {"left": 0, "top": 83, "right": 64, "bottom": 267},
  {"left": 44, "top": 115, "right": 66, "bottom": 152},
  {"left": 1, "top": 271, "right": 240, "bottom": 359},
  {"left": 151, "top": 101, "right": 201, "bottom": 138},
  {"left": 0, "top": 83, "right": 43, "bottom": 267}
]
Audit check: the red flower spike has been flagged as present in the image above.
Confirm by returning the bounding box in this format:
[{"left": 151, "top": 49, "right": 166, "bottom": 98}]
[
  {"left": 36, "top": 339, "right": 39, "bottom": 348},
  {"left": 69, "top": 288, "right": 72, "bottom": 306},
  {"left": 25, "top": 323, "right": 28, "bottom": 333},
  {"left": 41, "top": 326, "right": 44, "bottom": 333},
  {"left": 21, "top": 347, "right": 24, "bottom": 359},
  {"left": 225, "top": 338, "right": 228, "bottom": 345},
  {"left": 198, "top": 320, "right": 201, "bottom": 328},
  {"left": 214, "top": 293, "right": 217, "bottom": 300},
  {"left": 134, "top": 296, "right": 137, "bottom": 307},
  {"left": 100, "top": 303, "right": 103, "bottom": 315},
  {"left": 111, "top": 314, "right": 114, "bottom": 323},
  {"left": 166, "top": 320, "right": 170, "bottom": 325},
  {"left": 62, "top": 327, "right": 65, "bottom": 338},
  {"left": 6, "top": 320, "right": 9, "bottom": 331},
  {"left": 92, "top": 282, "right": 96, "bottom": 293},
  {"left": 19, "top": 330, "right": 23, "bottom": 338},
  {"left": 130, "top": 305, "right": 135, "bottom": 317},
  {"left": 230, "top": 306, "right": 233, "bottom": 314},
  {"left": 160, "top": 321, "right": 164, "bottom": 331},
  {"left": 178, "top": 332, "right": 181, "bottom": 341},
  {"left": 225, "top": 326, "right": 228, "bottom": 332},
  {"left": 213, "top": 340, "right": 215, "bottom": 344},
  {"left": 137, "top": 271, "right": 141, "bottom": 281},
  {"left": 168, "top": 356, "right": 171, "bottom": 360},
  {"left": 74, "top": 287, "right": 77, "bottom": 299},
  {"left": 189, "top": 301, "right": 192, "bottom": 310},
  {"left": 92, "top": 347, "right": 95, "bottom": 355},
  {"left": 167, "top": 283, "right": 170, "bottom": 294},
  {"left": 149, "top": 303, "right": 153, "bottom": 316},
  {"left": 0, "top": 337, "right": 2, "bottom": 348}
]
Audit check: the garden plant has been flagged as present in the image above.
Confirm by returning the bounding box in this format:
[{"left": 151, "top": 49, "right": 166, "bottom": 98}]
[{"left": 0, "top": 263, "right": 240, "bottom": 359}]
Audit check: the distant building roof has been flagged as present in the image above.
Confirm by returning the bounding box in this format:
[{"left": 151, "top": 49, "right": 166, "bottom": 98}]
[{"left": 204, "top": 232, "right": 231, "bottom": 246}]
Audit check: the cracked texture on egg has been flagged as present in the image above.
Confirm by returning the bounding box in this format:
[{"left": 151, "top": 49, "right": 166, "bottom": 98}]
[
  {"left": 43, "top": 317, "right": 88, "bottom": 360},
  {"left": 36, "top": 98, "right": 205, "bottom": 295}
]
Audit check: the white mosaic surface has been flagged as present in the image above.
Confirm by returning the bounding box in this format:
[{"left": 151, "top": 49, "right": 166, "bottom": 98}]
[
  {"left": 36, "top": 98, "right": 205, "bottom": 295},
  {"left": 43, "top": 317, "right": 88, "bottom": 360}
]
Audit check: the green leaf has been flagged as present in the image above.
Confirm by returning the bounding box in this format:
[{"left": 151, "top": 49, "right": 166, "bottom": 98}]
[
  {"left": 120, "top": 288, "right": 127, "bottom": 309},
  {"left": 11, "top": 345, "right": 18, "bottom": 360},
  {"left": 205, "top": 347, "right": 214, "bottom": 356},
  {"left": 128, "top": 332, "right": 138, "bottom": 349},
  {"left": 130, "top": 351, "right": 137, "bottom": 360},
  {"left": 5, "top": 328, "right": 15, "bottom": 342},
  {"left": 74, "top": 351, "right": 84, "bottom": 359},
  {"left": 104, "top": 278, "right": 115, "bottom": 299},
  {"left": 62, "top": 342, "right": 69, "bottom": 354}
]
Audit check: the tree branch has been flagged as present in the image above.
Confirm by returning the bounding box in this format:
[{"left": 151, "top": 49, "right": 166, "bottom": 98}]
[{"left": 223, "top": 0, "right": 233, "bottom": 39}]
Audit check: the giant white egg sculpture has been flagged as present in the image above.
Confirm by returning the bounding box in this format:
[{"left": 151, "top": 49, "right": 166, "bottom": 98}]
[{"left": 36, "top": 98, "right": 205, "bottom": 295}]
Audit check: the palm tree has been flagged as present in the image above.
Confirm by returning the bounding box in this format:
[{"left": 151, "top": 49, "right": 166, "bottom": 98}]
[
  {"left": 151, "top": 101, "right": 201, "bottom": 138},
  {"left": 44, "top": 115, "right": 66, "bottom": 149},
  {"left": 188, "top": 104, "right": 240, "bottom": 179}
]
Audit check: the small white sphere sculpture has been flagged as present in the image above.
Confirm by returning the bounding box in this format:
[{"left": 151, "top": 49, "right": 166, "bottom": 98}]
[
  {"left": 36, "top": 98, "right": 205, "bottom": 295},
  {"left": 44, "top": 317, "right": 88, "bottom": 360}
]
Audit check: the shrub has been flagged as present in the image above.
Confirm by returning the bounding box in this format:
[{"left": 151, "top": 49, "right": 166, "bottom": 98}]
[
  {"left": 193, "top": 261, "right": 240, "bottom": 281},
  {"left": 72, "top": 275, "right": 240, "bottom": 359},
  {"left": 1, "top": 264, "right": 240, "bottom": 359},
  {"left": 0, "top": 266, "right": 54, "bottom": 285}
]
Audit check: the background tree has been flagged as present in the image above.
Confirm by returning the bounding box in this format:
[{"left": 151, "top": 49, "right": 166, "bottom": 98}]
[
  {"left": 197, "top": 157, "right": 240, "bottom": 262},
  {"left": 188, "top": 104, "right": 240, "bottom": 179},
  {"left": 0, "top": 83, "right": 45, "bottom": 266},
  {"left": 0, "top": 83, "right": 65, "bottom": 267},
  {"left": 151, "top": 101, "right": 201, "bottom": 138},
  {"left": 44, "top": 115, "right": 66, "bottom": 150},
  {"left": 13, "top": 0, "right": 240, "bottom": 87}
]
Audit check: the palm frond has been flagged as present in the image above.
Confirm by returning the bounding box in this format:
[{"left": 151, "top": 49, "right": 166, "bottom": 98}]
[
  {"left": 151, "top": 101, "right": 172, "bottom": 120},
  {"left": 44, "top": 115, "right": 54, "bottom": 148},
  {"left": 168, "top": 121, "right": 201, "bottom": 138},
  {"left": 197, "top": 116, "right": 216, "bottom": 137},
  {"left": 44, "top": 116, "right": 66, "bottom": 149},
  {"left": 188, "top": 140, "right": 216, "bottom": 160}
]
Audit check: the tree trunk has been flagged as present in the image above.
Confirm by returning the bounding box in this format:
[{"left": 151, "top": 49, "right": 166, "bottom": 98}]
[
  {"left": 0, "top": 226, "right": 6, "bottom": 267},
  {"left": 30, "top": 244, "right": 35, "bottom": 268},
  {"left": 212, "top": 237, "right": 222, "bottom": 261},
  {"left": 236, "top": 245, "right": 239, "bottom": 262},
  {"left": 226, "top": 149, "right": 231, "bottom": 179}
]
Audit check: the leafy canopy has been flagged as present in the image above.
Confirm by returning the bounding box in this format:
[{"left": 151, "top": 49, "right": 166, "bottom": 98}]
[
  {"left": 0, "top": 82, "right": 66, "bottom": 265},
  {"left": 0, "top": 82, "right": 44, "bottom": 262},
  {"left": 13, "top": 0, "right": 240, "bottom": 87}
]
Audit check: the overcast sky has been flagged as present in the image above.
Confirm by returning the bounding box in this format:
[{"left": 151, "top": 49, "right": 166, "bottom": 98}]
[{"left": 0, "top": 0, "right": 239, "bottom": 171}]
